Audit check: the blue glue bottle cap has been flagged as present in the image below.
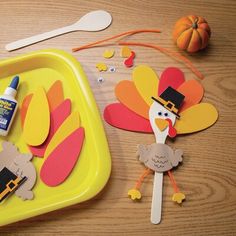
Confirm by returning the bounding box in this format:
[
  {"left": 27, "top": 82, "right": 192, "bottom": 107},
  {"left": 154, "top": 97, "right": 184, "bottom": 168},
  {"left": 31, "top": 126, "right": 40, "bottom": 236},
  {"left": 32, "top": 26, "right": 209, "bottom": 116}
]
[
  {"left": 4, "top": 76, "right": 20, "bottom": 97},
  {"left": 9, "top": 76, "right": 19, "bottom": 90}
]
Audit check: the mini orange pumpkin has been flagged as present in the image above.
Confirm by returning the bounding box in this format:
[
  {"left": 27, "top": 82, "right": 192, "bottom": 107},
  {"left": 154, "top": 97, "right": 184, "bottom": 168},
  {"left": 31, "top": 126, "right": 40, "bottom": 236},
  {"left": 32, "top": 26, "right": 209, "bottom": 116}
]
[{"left": 173, "top": 15, "right": 211, "bottom": 53}]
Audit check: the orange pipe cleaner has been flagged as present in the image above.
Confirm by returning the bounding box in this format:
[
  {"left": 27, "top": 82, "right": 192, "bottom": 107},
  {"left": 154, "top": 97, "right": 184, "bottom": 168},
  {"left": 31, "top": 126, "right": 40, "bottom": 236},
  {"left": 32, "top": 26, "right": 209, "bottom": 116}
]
[
  {"left": 119, "top": 42, "right": 204, "bottom": 80},
  {"left": 72, "top": 29, "right": 161, "bottom": 52},
  {"left": 72, "top": 29, "right": 204, "bottom": 79},
  {"left": 135, "top": 168, "right": 153, "bottom": 190},
  {"left": 167, "top": 171, "right": 179, "bottom": 193}
]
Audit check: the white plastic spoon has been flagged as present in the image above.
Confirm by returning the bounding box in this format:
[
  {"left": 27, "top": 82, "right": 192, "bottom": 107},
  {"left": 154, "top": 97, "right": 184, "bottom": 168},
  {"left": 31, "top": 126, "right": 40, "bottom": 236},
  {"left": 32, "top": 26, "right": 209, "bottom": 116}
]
[{"left": 5, "top": 10, "right": 112, "bottom": 51}]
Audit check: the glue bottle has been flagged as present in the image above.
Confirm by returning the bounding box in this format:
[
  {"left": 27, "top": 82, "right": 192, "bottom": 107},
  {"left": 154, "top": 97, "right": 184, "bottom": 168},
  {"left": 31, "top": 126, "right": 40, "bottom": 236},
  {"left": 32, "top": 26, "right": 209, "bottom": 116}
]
[{"left": 0, "top": 76, "right": 19, "bottom": 136}]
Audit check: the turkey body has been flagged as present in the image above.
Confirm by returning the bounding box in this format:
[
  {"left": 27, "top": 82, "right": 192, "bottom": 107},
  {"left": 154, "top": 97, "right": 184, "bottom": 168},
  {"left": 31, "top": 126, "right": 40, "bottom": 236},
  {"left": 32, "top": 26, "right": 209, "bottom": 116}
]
[{"left": 137, "top": 143, "right": 183, "bottom": 173}]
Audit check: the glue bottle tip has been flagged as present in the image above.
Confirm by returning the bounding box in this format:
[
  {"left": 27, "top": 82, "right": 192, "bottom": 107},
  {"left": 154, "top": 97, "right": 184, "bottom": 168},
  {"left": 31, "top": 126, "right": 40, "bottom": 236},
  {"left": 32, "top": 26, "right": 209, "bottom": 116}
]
[{"left": 9, "top": 76, "right": 19, "bottom": 90}]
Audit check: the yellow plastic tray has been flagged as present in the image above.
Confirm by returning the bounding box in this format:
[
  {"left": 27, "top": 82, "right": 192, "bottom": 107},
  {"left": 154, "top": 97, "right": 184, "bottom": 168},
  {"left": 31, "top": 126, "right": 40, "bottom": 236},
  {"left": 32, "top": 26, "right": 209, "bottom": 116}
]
[{"left": 0, "top": 49, "right": 111, "bottom": 226}]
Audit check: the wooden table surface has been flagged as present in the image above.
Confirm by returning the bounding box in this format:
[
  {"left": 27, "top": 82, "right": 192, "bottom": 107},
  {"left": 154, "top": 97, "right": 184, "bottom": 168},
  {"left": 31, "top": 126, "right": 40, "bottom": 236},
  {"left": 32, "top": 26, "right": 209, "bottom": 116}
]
[{"left": 0, "top": 0, "right": 235, "bottom": 235}]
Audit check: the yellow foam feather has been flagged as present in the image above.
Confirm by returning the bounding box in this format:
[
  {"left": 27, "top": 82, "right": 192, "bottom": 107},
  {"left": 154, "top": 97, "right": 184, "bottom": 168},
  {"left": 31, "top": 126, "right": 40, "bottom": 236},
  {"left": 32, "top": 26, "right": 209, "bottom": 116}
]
[
  {"left": 175, "top": 103, "right": 218, "bottom": 134},
  {"left": 23, "top": 87, "right": 50, "bottom": 146},
  {"left": 44, "top": 111, "right": 80, "bottom": 158},
  {"left": 132, "top": 65, "right": 159, "bottom": 105}
]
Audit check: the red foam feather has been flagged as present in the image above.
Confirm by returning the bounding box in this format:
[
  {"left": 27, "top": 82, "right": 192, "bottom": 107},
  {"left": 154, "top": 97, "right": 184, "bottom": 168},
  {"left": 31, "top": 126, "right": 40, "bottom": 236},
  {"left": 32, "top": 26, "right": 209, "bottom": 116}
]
[
  {"left": 104, "top": 103, "right": 153, "bottom": 133},
  {"left": 40, "top": 127, "right": 85, "bottom": 186},
  {"left": 158, "top": 67, "right": 185, "bottom": 95},
  {"left": 29, "top": 99, "right": 71, "bottom": 157}
]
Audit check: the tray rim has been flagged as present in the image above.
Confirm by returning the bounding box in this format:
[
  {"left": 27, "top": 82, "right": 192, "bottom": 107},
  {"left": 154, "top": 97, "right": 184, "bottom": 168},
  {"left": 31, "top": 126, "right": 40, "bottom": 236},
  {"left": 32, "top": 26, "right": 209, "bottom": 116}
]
[{"left": 0, "top": 49, "right": 111, "bottom": 226}]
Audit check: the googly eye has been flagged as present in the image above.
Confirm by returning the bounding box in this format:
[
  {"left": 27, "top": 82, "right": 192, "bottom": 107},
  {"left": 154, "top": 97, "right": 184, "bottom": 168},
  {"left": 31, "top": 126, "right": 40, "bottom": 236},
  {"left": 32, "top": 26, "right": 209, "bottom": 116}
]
[
  {"left": 97, "top": 77, "right": 105, "bottom": 83},
  {"left": 158, "top": 111, "right": 162, "bottom": 116},
  {"left": 109, "top": 66, "right": 116, "bottom": 72},
  {"left": 164, "top": 112, "right": 169, "bottom": 117}
]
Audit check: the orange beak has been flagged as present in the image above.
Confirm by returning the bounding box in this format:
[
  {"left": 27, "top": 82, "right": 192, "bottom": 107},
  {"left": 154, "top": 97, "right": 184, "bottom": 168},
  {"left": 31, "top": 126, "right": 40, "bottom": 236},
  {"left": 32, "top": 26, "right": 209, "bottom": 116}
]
[{"left": 155, "top": 118, "right": 169, "bottom": 131}]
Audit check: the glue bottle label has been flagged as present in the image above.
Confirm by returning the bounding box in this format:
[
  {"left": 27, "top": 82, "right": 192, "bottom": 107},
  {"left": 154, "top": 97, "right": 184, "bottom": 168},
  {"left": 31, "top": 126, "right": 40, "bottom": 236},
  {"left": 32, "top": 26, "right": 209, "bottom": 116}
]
[{"left": 0, "top": 98, "right": 17, "bottom": 131}]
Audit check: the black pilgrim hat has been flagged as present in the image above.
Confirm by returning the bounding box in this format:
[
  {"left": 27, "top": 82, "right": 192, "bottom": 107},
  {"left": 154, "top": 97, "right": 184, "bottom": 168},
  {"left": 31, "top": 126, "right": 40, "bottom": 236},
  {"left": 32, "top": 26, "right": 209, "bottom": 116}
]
[
  {"left": 0, "top": 167, "right": 27, "bottom": 202},
  {"left": 151, "top": 86, "right": 185, "bottom": 118}
]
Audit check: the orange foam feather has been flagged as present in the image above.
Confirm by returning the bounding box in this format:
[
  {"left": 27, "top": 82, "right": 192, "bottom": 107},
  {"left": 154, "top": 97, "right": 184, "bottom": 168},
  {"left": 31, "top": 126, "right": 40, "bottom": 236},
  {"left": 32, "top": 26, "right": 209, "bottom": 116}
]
[
  {"left": 20, "top": 81, "right": 64, "bottom": 127},
  {"left": 47, "top": 80, "right": 64, "bottom": 111},
  {"left": 115, "top": 80, "right": 150, "bottom": 119},
  {"left": 20, "top": 94, "right": 33, "bottom": 127},
  {"left": 178, "top": 79, "right": 204, "bottom": 112}
]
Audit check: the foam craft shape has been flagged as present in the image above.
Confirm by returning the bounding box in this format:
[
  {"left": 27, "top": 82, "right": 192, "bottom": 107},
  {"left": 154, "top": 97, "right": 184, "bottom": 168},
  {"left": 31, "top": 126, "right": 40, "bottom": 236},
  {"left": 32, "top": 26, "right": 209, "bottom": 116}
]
[
  {"left": 44, "top": 111, "right": 81, "bottom": 158},
  {"left": 104, "top": 102, "right": 218, "bottom": 135},
  {"left": 103, "top": 49, "right": 115, "bottom": 59},
  {"left": 158, "top": 67, "right": 185, "bottom": 95},
  {"left": 0, "top": 141, "right": 21, "bottom": 171},
  {"left": 121, "top": 46, "right": 132, "bottom": 58},
  {"left": 0, "top": 167, "right": 26, "bottom": 202},
  {"left": 177, "top": 79, "right": 204, "bottom": 112},
  {"left": 9, "top": 153, "right": 37, "bottom": 200},
  {"left": 47, "top": 80, "right": 64, "bottom": 111},
  {"left": 104, "top": 103, "right": 153, "bottom": 133},
  {"left": 96, "top": 62, "right": 108, "bottom": 72},
  {"left": 132, "top": 65, "right": 159, "bottom": 105},
  {"left": 0, "top": 141, "right": 37, "bottom": 201},
  {"left": 115, "top": 80, "right": 149, "bottom": 119},
  {"left": 40, "top": 127, "right": 85, "bottom": 186},
  {"left": 23, "top": 87, "right": 50, "bottom": 146},
  {"left": 124, "top": 51, "right": 135, "bottom": 67},
  {"left": 29, "top": 99, "right": 71, "bottom": 157},
  {"left": 20, "top": 94, "right": 33, "bottom": 126},
  {"left": 176, "top": 103, "right": 218, "bottom": 134},
  {"left": 137, "top": 143, "right": 183, "bottom": 173},
  {"left": 21, "top": 80, "right": 64, "bottom": 127}
]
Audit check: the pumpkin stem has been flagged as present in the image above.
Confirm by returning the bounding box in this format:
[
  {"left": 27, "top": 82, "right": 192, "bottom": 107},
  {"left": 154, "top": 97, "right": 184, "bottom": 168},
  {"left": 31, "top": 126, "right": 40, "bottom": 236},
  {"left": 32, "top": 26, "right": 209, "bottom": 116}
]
[{"left": 192, "top": 22, "right": 198, "bottom": 29}]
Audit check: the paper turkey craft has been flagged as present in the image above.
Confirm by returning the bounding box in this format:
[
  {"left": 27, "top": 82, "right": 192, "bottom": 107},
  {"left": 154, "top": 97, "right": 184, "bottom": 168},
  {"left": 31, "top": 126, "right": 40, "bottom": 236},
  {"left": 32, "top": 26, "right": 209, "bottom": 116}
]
[{"left": 104, "top": 65, "right": 218, "bottom": 224}]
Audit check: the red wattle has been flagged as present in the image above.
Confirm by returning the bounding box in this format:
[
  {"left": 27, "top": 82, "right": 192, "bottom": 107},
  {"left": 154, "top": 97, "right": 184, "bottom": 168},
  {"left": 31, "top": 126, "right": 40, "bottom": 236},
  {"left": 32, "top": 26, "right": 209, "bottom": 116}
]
[{"left": 166, "top": 118, "right": 177, "bottom": 138}]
